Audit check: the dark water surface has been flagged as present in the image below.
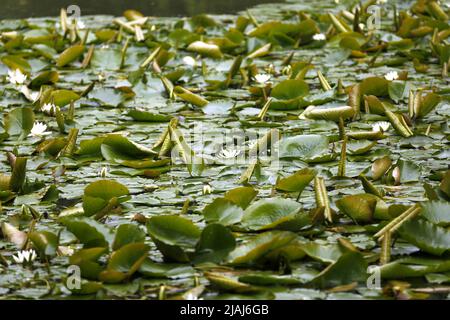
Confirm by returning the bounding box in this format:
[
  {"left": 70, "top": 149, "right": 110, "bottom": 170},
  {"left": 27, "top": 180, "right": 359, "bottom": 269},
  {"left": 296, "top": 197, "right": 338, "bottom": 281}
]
[{"left": 1, "top": 0, "right": 284, "bottom": 19}]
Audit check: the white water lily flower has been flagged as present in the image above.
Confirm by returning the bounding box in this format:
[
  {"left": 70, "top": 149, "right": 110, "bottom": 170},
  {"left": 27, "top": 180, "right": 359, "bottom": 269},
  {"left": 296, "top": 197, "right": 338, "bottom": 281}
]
[
  {"left": 41, "top": 103, "right": 56, "bottom": 114},
  {"left": 217, "top": 147, "right": 241, "bottom": 159},
  {"left": 29, "top": 121, "right": 51, "bottom": 137},
  {"left": 57, "top": 246, "right": 74, "bottom": 256},
  {"left": 76, "top": 20, "right": 86, "bottom": 30},
  {"left": 254, "top": 73, "right": 271, "bottom": 84},
  {"left": 384, "top": 71, "right": 399, "bottom": 81},
  {"left": 12, "top": 249, "right": 37, "bottom": 264},
  {"left": 312, "top": 33, "right": 326, "bottom": 41},
  {"left": 99, "top": 165, "right": 109, "bottom": 178},
  {"left": 20, "top": 86, "right": 40, "bottom": 102},
  {"left": 372, "top": 121, "right": 391, "bottom": 132},
  {"left": 7, "top": 69, "right": 27, "bottom": 85},
  {"left": 202, "top": 184, "right": 213, "bottom": 195},
  {"left": 183, "top": 56, "right": 197, "bottom": 68},
  {"left": 185, "top": 293, "right": 203, "bottom": 300}
]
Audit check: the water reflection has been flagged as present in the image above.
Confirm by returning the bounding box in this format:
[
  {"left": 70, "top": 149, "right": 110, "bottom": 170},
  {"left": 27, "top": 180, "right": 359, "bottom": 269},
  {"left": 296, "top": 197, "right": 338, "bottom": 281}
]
[{"left": 1, "top": 0, "right": 282, "bottom": 19}]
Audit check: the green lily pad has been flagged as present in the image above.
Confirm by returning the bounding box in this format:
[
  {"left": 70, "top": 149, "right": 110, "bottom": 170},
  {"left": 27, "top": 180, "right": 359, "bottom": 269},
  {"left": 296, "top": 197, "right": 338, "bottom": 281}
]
[
  {"left": 202, "top": 198, "right": 244, "bottom": 226},
  {"left": 276, "top": 168, "right": 316, "bottom": 193},
  {"left": 29, "top": 231, "right": 59, "bottom": 257},
  {"left": 278, "top": 134, "right": 329, "bottom": 159},
  {"left": 61, "top": 217, "right": 113, "bottom": 248},
  {"left": 310, "top": 251, "right": 367, "bottom": 289},
  {"left": 127, "top": 109, "right": 172, "bottom": 122},
  {"left": 228, "top": 231, "right": 297, "bottom": 265},
  {"left": 101, "top": 134, "right": 157, "bottom": 161},
  {"left": 4, "top": 107, "right": 35, "bottom": 138},
  {"left": 223, "top": 186, "right": 258, "bottom": 209},
  {"left": 241, "top": 198, "right": 312, "bottom": 231},
  {"left": 112, "top": 223, "right": 146, "bottom": 251},
  {"left": 56, "top": 44, "right": 85, "bottom": 67},
  {"left": 82, "top": 179, "right": 130, "bottom": 217},
  {"left": 146, "top": 215, "right": 201, "bottom": 262},
  {"left": 336, "top": 194, "right": 384, "bottom": 223},
  {"left": 193, "top": 224, "right": 236, "bottom": 264},
  {"left": 398, "top": 217, "right": 450, "bottom": 256}
]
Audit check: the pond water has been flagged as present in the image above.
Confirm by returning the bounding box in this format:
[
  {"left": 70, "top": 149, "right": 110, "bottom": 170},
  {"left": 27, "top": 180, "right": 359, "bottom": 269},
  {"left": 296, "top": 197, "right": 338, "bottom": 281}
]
[{"left": 1, "top": 0, "right": 283, "bottom": 19}]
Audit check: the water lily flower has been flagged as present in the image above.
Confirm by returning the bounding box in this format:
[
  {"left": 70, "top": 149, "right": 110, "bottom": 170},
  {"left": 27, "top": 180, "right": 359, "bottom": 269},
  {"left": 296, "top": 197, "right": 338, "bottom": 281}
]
[
  {"left": 183, "top": 56, "right": 197, "bottom": 68},
  {"left": 29, "top": 121, "right": 51, "bottom": 137},
  {"left": 372, "top": 121, "right": 391, "bottom": 132},
  {"left": 202, "top": 184, "right": 213, "bottom": 195},
  {"left": 253, "top": 73, "right": 271, "bottom": 84},
  {"left": 312, "top": 33, "right": 326, "bottom": 41},
  {"left": 217, "top": 147, "right": 241, "bottom": 159},
  {"left": 98, "top": 72, "right": 106, "bottom": 82},
  {"left": 384, "top": 71, "right": 399, "bottom": 81},
  {"left": 20, "top": 86, "right": 40, "bottom": 102},
  {"left": 75, "top": 19, "right": 86, "bottom": 29},
  {"left": 185, "top": 293, "right": 203, "bottom": 300},
  {"left": 281, "top": 65, "right": 292, "bottom": 76},
  {"left": 7, "top": 69, "right": 27, "bottom": 85},
  {"left": 12, "top": 249, "right": 37, "bottom": 265},
  {"left": 57, "top": 246, "right": 74, "bottom": 256},
  {"left": 99, "top": 165, "right": 110, "bottom": 178},
  {"left": 41, "top": 103, "right": 56, "bottom": 114}
]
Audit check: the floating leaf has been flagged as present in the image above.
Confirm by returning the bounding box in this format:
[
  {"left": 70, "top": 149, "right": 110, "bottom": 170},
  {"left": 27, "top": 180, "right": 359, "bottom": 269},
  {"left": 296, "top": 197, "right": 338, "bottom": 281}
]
[
  {"left": 1, "top": 222, "right": 27, "bottom": 249},
  {"left": 139, "top": 259, "right": 196, "bottom": 279},
  {"left": 1, "top": 55, "right": 31, "bottom": 73},
  {"left": 50, "top": 89, "right": 80, "bottom": 107},
  {"left": 372, "top": 156, "right": 392, "bottom": 181},
  {"left": 240, "top": 198, "right": 312, "bottom": 231},
  {"left": 61, "top": 217, "right": 113, "bottom": 248},
  {"left": 202, "top": 198, "right": 244, "bottom": 226},
  {"left": 380, "top": 257, "right": 450, "bottom": 279},
  {"left": 302, "top": 242, "right": 343, "bottom": 264},
  {"left": 193, "top": 224, "right": 236, "bottom": 264},
  {"left": 4, "top": 107, "right": 35, "bottom": 138},
  {"left": 205, "top": 272, "right": 260, "bottom": 293},
  {"left": 223, "top": 186, "right": 258, "bottom": 209},
  {"left": 336, "top": 194, "right": 387, "bottom": 223},
  {"left": 30, "top": 71, "right": 59, "bottom": 88},
  {"left": 100, "top": 243, "right": 148, "bottom": 283},
  {"left": 278, "top": 135, "right": 329, "bottom": 159},
  {"left": 82, "top": 179, "right": 130, "bottom": 218},
  {"left": 29, "top": 231, "right": 59, "bottom": 257},
  {"left": 228, "top": 231, "right": 296, "bottom": 265},
  {"left": 112, "top": 224, "right": 146, "bottom": 251},
  {"left": 146, "top": 215, "right": 201, "bottom": 262},
  {"left": 127, "top": 109, "right": 172, "bottom": 122},
  {"left": 310, "top": 251, "right": 367, "bottom": 289},
  {"left": 187, "top": 41, "right": 223, "bottom": 59},
  {"left": 421, "top": 201, "right": 450, "bottom": 227},
  {"left": 276, "top": 168, "right": 316, "bottom": 193},
  {"left": 302, "top": 105, "right": 355, "bottom": 122},
  {"left": 440, "top": 171, "right": 450, "bottom": 198},
  {"left": 173, "top": 86, "right": 208, "bottom": 107},
  {"left": 398, "top": 217, "right": 450, "bottom": 256},
  {"left": 56, "top": 44, "right": 85, "bottom": 67},
  {"left": 101, "top": 134, "right": 157, "bottom": 161}
]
